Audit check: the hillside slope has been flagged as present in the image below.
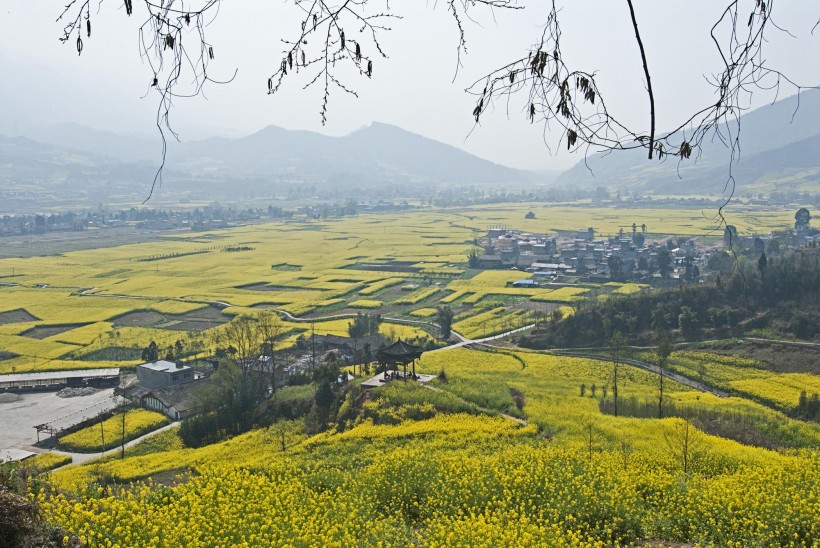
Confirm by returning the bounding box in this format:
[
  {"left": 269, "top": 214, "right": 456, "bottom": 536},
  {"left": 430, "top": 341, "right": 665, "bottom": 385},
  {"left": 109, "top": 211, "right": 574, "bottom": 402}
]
[{"left": 556, "top": 89, "right": 820, "bottom": 194}]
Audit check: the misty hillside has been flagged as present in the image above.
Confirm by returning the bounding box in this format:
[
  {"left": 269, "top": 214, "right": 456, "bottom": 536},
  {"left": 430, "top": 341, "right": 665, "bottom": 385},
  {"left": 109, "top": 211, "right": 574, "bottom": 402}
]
[
  {"left": 10, "top": 122, "right": 527, "bottom": 190},
  {"left": 168, "top": 122, "right": 527, "bottom": 186},
  {"left": 555, "top": 89, "right": 820, "bottom": 194}
]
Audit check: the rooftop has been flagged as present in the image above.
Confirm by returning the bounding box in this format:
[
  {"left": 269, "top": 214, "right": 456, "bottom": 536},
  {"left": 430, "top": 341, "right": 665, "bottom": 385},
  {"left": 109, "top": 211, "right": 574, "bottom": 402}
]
[
  {"left": 138, "top": 360, "right": 188, "bottom": 372},
  {"left": 0, "top": 368, "right": 120, "bottom": 383}
]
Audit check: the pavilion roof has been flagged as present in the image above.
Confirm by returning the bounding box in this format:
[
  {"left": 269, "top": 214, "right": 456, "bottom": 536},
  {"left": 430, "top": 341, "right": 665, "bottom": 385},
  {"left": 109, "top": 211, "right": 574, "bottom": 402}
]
[{"left": 377, "top": 339, "right": 424, "bottom": 362}]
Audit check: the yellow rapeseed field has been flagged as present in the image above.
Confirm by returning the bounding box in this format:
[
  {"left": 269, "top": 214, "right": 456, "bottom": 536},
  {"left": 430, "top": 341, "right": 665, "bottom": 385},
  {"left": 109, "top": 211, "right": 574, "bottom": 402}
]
[{"left": 57, "top": 409, "right": 169, "bottom": 453}]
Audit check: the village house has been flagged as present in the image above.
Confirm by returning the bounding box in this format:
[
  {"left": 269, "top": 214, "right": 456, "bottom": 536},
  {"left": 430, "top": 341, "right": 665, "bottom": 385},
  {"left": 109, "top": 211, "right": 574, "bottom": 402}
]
[{"left": 124, "top": 360, "right": 207, "bottom": 420}]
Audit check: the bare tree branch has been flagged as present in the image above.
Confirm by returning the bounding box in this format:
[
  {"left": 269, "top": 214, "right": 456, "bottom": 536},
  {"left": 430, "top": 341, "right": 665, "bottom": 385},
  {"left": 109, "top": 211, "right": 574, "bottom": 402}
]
[{"left": 56, "top": 0, "right": 818, "bottom": 202}]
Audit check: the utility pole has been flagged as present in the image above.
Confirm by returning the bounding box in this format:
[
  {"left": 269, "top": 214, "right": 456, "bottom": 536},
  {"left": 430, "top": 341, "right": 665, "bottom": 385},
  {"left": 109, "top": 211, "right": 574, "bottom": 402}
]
[
  {"left": 310, "top": 318, "right": 316, "bottom": 376},
  {"left": 120, "top": 409, "right": 126, "bottom": 459}
]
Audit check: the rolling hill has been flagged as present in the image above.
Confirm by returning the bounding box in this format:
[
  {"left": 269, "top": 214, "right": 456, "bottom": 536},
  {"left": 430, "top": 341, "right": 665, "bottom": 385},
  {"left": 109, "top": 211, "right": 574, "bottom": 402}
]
[{"left": 555, "top": 89, "right": 820, "bottom": 195}]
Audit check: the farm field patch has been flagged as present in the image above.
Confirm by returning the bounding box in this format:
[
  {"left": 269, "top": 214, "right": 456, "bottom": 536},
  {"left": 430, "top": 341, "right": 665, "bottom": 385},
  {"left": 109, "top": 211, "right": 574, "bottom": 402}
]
[
  {"left": 0, "top": 203, "right": 800, "bottom": 374},
  {"left": 57, "top": 409, "right": 169, "bottom": 453}
]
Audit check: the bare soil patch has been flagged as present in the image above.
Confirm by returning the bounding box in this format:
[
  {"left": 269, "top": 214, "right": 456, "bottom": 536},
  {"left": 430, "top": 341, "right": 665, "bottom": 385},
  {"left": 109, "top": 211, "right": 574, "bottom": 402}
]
[
  {"left": 176, "top": 306, "right": 226, "bottom": 322},
  {"left": 160, "top": 306, "right": 229, "bottom": 331},
  {"left": 0, "top": 308, "right": 39, "bottom": 325},
  {"left": 346, "top": 261, "right": 422, "bottom": 273},
  {"left": 165, "top": 320, "right": 224, "bottom": 331},
  {"left": 111, "top": 310, "right": 166, "bottom": 327},
  {"left": 21, "top": 323, "right": 88, "bottom": 340},
  {"left": 237, "top": 282, "right": 322, "bottom": 292}
]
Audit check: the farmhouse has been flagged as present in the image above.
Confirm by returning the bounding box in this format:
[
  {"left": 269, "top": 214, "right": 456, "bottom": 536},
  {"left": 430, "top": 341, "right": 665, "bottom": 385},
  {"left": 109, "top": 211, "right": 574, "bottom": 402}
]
[
  {"left": 124, "top": 381, "right": 206, "bottom": 421},
  {"left": 126, "top": 360, "right": 206, "bottom": 420},
  {"left": 136, "top": 360, "right": 196, "bottom": 389}
]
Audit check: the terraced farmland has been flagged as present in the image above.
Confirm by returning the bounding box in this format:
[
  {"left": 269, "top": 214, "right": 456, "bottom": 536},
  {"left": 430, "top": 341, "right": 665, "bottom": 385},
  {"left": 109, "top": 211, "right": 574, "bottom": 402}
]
[{"left": 0, "top": 204, "right": 799, "bottom": 374}]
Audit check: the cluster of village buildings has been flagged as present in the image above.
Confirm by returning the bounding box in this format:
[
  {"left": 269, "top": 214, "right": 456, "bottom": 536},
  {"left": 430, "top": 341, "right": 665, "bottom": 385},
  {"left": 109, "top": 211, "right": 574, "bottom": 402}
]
[{"left": 476, "top": 217, "right": 818, "bottom": 287}]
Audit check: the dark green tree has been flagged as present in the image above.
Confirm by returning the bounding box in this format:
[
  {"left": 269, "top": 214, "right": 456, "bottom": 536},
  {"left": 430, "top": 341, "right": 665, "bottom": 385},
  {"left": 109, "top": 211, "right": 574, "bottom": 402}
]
[
  {"left": 757, "top": 251, "right": 768, "bottom": 280},
  {"left": 795, "top": 207, "right": 811, "bottom": 229},
  {"left": 657, "top": 248, "right": 673, "bottom": 278},
  {"left": 436, "top": 305, "right": 455, "bottom": 340},
  {"left": 467, "top": 249, "right": 481, "bottom": 269},
  {"left": 678, "top": 306, "right": 699, "bottom": 336},
  {"left": 607, "top": 255, "right": 625, "bottom": 282},
  {"left": 141, "top": 340, "right": 159, "bottom": 362}
]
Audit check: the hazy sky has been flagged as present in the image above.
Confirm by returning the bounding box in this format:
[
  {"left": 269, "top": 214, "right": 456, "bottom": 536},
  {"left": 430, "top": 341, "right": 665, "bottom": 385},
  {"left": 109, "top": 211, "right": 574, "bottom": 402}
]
[{"left": 1, "top": 1, "right": 819, "bottom": 171}]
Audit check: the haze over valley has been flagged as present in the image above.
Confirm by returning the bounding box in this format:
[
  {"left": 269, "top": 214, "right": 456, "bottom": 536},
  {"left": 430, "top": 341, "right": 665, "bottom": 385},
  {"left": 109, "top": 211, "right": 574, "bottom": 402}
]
[{"left": 1, "top": 2, "right": 819, "bottom": 547}]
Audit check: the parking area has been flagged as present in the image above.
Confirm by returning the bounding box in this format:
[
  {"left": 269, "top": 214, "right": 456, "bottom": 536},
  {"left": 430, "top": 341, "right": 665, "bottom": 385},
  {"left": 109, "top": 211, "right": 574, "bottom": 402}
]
[{"left": 0, "top": 388, "right": 117, "bottom": 455}]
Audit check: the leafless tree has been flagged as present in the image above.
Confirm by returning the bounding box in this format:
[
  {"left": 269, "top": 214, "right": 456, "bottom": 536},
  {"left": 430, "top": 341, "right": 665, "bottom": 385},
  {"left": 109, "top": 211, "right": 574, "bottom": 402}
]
[
  {"left": 56, "top": 1, "right": 818, "bottom": 203},
  {"left": 223, "top": 314, "right": 260, "bottom": 378},
  {"left": 222, "top": 311, "right": 285, "bottom": 390},
  {"left": 664, "top": 418, "right": 705, "bottom": 477},
  {"left": 580, "top": 417, "right": 600, "bottom": 464},
  {"left": 654, "top": 333, "right": 674, "bottom": 419},
  {"left": 257, "top": 311, "right": 287, "bottom": 394},
  {"left": 608, "top": 330, "right": 627, "bottom": 417}
]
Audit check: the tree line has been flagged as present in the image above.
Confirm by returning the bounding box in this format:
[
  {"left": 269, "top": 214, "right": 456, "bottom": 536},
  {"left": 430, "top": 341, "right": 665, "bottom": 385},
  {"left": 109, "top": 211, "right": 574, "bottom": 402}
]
[{"left": 520, "top": 248, "right": 820, "bottom": 349}]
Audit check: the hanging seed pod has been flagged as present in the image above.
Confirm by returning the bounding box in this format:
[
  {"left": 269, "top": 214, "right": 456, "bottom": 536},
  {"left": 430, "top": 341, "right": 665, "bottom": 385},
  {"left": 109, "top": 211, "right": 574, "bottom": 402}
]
[
  {"left": 208, "top": 46, "right": 214, "bottom": 60},
  {"left": 509, "top": 71, "right": 515, "bottom": 84},
  {"left": 152, "top": 76, "right": 158, "bottom": 87},
  {"left": 301, "top": 51, "right": 306, "bottom": 66},
  {"left": 76, "top": 35, "right": 83, "bottom": 55},
  {"left": 567, "top": 129, "right": 578, "bottom": 149},
  {"left": 124, "top": 0, "right": 132, "bottom": 16},
  {"left": 355, "top": 42, "right": 361, "bottom": 61},
  {"left": 367, "top": 60, "right": 372, "bottom": 77},
  {"left": 340, "top": 30, "right": 345, "bottom": 51},
  {"left": 86, "top": 19, "right": 91, "bottom": 37},
  {"left": 268, "top": 78, "right": 273, "bottom": 92},
  {"left": 288, "top": 52, "right": 293, "bottom": 70},
  {"left": 185, "top": 13, "right": 190, "bottom": 26},
  {"left": 529, "top": 103, "right": 535, "bottom": 122}
]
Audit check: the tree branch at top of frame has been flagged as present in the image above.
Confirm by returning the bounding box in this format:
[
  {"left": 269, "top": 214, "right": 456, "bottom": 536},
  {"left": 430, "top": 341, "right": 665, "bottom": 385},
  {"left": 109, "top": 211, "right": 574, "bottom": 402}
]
[
  {"left": 55, "top": 0, "right": 818, "bottom": 199},
  {"left": 467, "top": 0, "right": 816, "bottom": 166}
]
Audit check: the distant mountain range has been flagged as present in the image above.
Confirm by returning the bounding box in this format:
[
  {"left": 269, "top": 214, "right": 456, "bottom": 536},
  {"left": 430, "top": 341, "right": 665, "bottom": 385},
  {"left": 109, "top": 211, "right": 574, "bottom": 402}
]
[
  {"left": 3, "top": 88, "right": 818, "bottom": 212},
  {"left": 11, "top": 122, "right": 529, "bottom": 190},
  {"left": 555, "top": 89, "right": 820, "bottom": 194}
]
